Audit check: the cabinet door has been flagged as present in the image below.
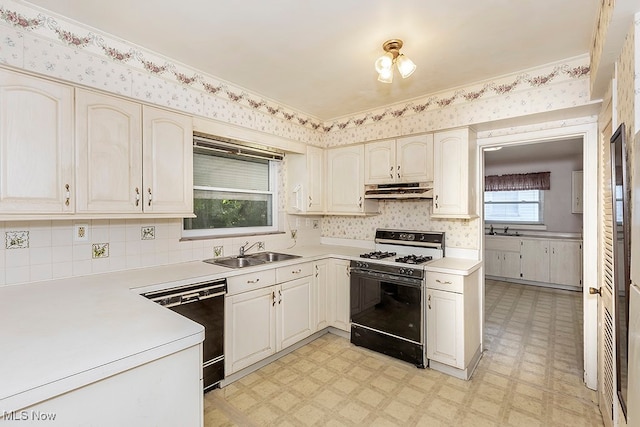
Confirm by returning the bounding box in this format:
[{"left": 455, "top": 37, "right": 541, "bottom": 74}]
[
  {"left": 484, "top": 249, "right": 502, "bottom": 276},
  {"left": 225, "top": 286, "right": 276, "bottom": 374},
  {"left": 364, "top": 140, "right": 395, "bottom": 184},
  {"left": 549, "top": 240, "right": 582, "bottom": 287},
  {"left": 331, "top": 259, "right": 351, "bottom": 331},
  {"left": 520, "top": 239, "right": 550, "bottom": 282},
  {"left": 314, "top": 261, "right": 329, "bottom": 329},
  {"left": 326, "top": 145, "right": 365, "bottom": 212},
  {"left": 142, "top": 106, "right": 193, "bottom": 214},
  {"left": 0, "top": 69, "right": 74, "bottom": 213},
  {"left": 76, "top": 89, "right": 142, "bottom": 213},
  {"left": 396, "top": 134, "right": 433, "bottom": 183},
  {"left": 307, "top": 146, "right": 324, "bottom": 212},
  {"left": 426, "top": 289, "right": 464, "bottom": 368},
  {"left": 433, "top": 128, "right": 475, "bottom": 217},
  {"left": 502, "top": 251, "right": 522, "bottom": 279},
  {"left": 277, "top": 276, "right": 314, "bottom": 350}
]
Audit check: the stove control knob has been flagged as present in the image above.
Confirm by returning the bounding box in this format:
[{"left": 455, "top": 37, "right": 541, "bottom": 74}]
[{"left": 357, "top": 261, "right": 368, "bottom": 269}]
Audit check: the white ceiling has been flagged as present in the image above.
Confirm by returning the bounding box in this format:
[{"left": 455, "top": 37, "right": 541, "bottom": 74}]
[
  {"left": 24, "top": 0, "right": 600, "bottom": 121},
  {"left": 484, "top": 138, "right": 583, "bottom": 167}
]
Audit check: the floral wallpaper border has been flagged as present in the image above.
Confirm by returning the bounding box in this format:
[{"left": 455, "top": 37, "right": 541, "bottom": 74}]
[{"left": 0, "top": 2, "right": 590, "bottom": 134}]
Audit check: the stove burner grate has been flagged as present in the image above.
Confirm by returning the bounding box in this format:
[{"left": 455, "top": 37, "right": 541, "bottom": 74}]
[
  {"left": 395, "top": 254, "right": 433, "bottom": 264},
  {"left": 359, "top": 251, "right": 396, "bottom": 260}
]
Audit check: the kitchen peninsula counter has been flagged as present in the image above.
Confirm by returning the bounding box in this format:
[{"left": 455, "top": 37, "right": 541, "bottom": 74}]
[{"left": 0, "top": 242, "right": 477, "bottom": 415}]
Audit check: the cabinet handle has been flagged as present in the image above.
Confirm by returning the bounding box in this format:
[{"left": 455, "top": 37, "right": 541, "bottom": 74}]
[
  {"left": 428, "top": 294, "right": 431, "bottom": 309},
  {"left": 358, "top": 197, "right": 363, "bottom": 208},
  {"left": 292, "top": 269, "right": 302, "bottom": 274},
  {"left": 545, "top": 247, "right": 548, "bottom": 254},
  {"left": 435, "top": 194, "right": 438, "bottom": 209},
  {"left": 272, "top": 290, "right": 276, "bottom": 306},
  {"left": 346, "top": 265, "right": 350, "bottom": 277},
  {"left": 147, "top": 188, "right": 152, "bottom": 206},
  {"left": 308, "top": 196, "right": 312, "bottom": 208},
  {"left": 278, "top": 289, "right": 282, "bottom": 305},
  {"left": 135, "top": 187, "right": 140, "bottom": 206},
  {"left": 247, "top": 278, "right": 260, "bottom": 284},
  {"left": 64, "top": 184, "right": 70, "bottom": 206},
  {"left": 315, "top": 265, "right": 318, "bottom": 277},
  {"left": 435, "top": 279, "right": 452, "bottom": 285},
  {"left": 397, "top": 165, "right": 400, "bottom": 178},
  {"left": 389, "top": 166, "right": 393, "bottom": 178}
]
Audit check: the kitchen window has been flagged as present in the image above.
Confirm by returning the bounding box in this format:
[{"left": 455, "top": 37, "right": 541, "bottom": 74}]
[
  {"left": 484, "top": 190, "right": 544, "bottom": 224},
  {"left": 183, "top": 136, "right": 281, "bottom": 237}
]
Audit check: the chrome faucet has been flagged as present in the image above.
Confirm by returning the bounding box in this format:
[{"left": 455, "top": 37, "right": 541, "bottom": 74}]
[
  {"left": 504, "top": 226, "right": 509, "bottom": 234},
  {"left": 239, "top": 241, "right": 261, "bottom": 257},
  {"left": 489, "top": 225, "right": 494, "bottom": 235}
]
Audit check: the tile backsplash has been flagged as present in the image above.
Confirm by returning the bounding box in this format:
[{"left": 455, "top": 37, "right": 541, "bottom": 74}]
[{"left": 0, "top": 216, "right": 320, "bottom": 287}]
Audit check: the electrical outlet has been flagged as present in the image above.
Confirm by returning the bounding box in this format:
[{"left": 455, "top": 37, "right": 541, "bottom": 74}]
[
  {"left": 291, "top": 229, "right": 297, "bottom": 239},
  {"left": 74, "top": 224, "right": 89, "bottom": 242}
]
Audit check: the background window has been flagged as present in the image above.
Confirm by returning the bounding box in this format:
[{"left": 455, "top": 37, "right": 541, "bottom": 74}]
[
  {"left": 484, "top": 190, "right": 543, "bottom": 223},
  {"left": 183, "top": 148, "right": 278, "bottom": 237}
]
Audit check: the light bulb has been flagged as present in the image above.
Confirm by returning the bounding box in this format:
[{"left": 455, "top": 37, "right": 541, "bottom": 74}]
[
  {"left": 374, "top": 52, "right": 393, "bottom": 74},
  {"left": 396, "top": 54, "right": 416, "bottom": 78},
  {"left": 377, "top": 67, "right": 393, "bottom": 83}
]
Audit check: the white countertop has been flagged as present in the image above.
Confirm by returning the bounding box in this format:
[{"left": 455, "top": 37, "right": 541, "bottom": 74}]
[{"left": 0, "top": 243, "right": 477, "bottom": 412}]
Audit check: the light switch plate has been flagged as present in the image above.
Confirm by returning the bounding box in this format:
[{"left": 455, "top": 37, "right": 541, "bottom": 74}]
[{"left": 74, "top": 224, "right": 89, "bottom": 242}]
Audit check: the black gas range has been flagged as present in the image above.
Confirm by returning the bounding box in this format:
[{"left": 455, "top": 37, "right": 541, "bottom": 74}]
[{"left": 349, "top": 229, "right": 445, "bottom": 368}]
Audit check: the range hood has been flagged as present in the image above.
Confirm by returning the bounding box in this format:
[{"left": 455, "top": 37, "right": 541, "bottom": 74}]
[{"left": 364, "top": 183, "right": 433, "bottom": 199}]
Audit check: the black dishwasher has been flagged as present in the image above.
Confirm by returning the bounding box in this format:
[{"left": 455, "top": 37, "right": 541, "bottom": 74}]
[{"left": 143, "top": 279, "right": 226, "bottom": 391}]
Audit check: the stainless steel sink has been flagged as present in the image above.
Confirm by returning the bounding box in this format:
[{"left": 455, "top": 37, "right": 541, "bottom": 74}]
[
  {"left": 204, "top": 256, "right": 265, "bottom": 268},
  {"left": 203, "top": 252, "right": 301, "bottom": 268},
  {"left": 246, "top": 252, "right": 301, "bottom": 262}
]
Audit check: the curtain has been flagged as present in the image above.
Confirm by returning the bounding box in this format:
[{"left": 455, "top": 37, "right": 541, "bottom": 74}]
[{"left": 485, "top": 171, "right": 550, "bottom": 191}]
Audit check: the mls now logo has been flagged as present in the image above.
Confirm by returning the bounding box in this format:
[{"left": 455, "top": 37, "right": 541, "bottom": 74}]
[{"left": 2, "top": 410, "right": 57, "bottom": 421}]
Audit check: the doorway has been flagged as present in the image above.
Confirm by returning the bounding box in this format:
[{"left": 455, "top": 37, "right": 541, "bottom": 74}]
[{"left": 477, "top": 123, "right": 599, "bottom": 390}]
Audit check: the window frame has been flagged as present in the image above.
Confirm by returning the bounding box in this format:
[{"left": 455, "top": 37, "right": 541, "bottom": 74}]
[
  {"left": 182, "top": 153, "right": 279, "bottom": 239},
  {"left": 484, "top": 189, "right": 545, "bottom": 225}
]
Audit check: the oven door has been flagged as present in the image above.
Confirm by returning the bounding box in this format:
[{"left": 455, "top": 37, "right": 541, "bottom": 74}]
[{"left": 350, "top": 269, "right": 423, "bottom": 344}]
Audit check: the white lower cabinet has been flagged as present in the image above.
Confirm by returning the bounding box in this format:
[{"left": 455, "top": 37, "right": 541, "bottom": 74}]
[
  {"left": 426, "top": 269, "right": 481, "bottom": 379},
  {"left": 314, "top": 260, "right": 329, "bottom": 330},
  {"left": 485, "top": 236, "right": 521, "bottom": 279},
  {"left": 520, "top": 239, "right": 550, "bottom": 282},
  {"left": 549, "top": 240, "right": 582, "bottom": 287},
  {"left": 225, "top": 263, "right": 314, "bottom": 375},
  {"left": 330, "top": 259, "right": 351, "bottom": 331}
]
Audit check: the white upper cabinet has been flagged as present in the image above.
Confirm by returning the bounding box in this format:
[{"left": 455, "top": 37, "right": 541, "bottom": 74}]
[
  {"left": 397, "top": 135, "right": 434, "bottom": 183},
  {"left": 326, "top": 145, "right": 377, "bottom": 214},
  {"left": 0, "top": 69, "right": 74, "bottom": 214},
  {"left": 288, "top": 145, "right": 324, "bottom": 213},
  {"left": 142, "top": 105, "right": 193, "bottom": 214},
  {"left": 76, "top": 89, "right": 193, "bottom": 216},
  {"left": 364, "top": 140, "right": 395, "bottom": 184},
  {"left": 364, "top": 135, "right": 433, "bottom": 184},
  {"left": 76, "top": 89, "right": 142, "bottom": 213},
  {"left": 432, "top": 128, "right": 477, "bottom": 218}
]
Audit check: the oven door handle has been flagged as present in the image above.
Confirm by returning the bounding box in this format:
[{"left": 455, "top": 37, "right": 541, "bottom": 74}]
[{"left": 349, "top": 269, "right": 423, "bottom": 287}]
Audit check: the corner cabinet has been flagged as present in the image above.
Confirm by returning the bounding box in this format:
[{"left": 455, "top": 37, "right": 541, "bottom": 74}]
[
  {"left": 288, "top": 145, "right": 324, "bottom": 213},
  {"left": 432, "top": 128, "right": 477, "bottom": 218},
  {"left": 364, "top": 135, "right": 433, "bottom": 184},
  {"left": 0, "top": 69, "right": 74, "bottom": 214},
  {"left": 76, "top": 89, "right": 193, "bottom": 216},
  {"left": 326, "top": 145, "right": 378, "bottom": 214}
]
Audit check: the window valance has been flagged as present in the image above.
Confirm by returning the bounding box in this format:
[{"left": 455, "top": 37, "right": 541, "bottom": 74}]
[{"left": 485, "top": 172, "right": 550, "bottom": 191}]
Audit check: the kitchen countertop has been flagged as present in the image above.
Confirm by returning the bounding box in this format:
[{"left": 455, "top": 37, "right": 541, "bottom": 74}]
[{"left": 0, "top": 243, "right": 477, "bottom": 412}]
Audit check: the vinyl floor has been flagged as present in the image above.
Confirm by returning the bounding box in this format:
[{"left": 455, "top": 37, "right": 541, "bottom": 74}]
[{"left": 204, "top": 279, "right": 603, "bottom": 426}]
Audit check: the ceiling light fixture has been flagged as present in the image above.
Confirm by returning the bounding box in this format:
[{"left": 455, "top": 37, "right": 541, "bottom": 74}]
[{"left": 374, "top": 39, "right": 416, "bottom": 83}]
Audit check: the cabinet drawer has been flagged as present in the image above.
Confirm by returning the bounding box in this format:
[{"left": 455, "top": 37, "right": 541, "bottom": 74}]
[
  {"left": 485, "top": 236, "right": 521, "bottom": 252},
  {"left": 276, "top": 262, "right": 313, "bottom": 283},
  {"left": 427, "top": 272, "right": 464, "bottom": 293},
  {"left": 227, "top": 269, "right": 276, "bottom": 295}
]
